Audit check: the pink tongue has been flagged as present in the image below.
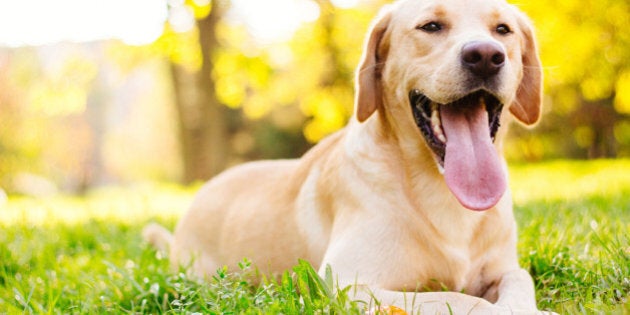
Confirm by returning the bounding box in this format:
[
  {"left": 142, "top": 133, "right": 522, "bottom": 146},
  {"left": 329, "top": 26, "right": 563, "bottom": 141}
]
[{"left": 441, "top": 103, "right": 506, "bottom": 211}]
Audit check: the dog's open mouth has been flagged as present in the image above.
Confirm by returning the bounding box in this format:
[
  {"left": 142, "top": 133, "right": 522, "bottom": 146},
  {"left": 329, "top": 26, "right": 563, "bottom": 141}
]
[
  {"left": 409, "top": 89, "right": 507, "bottom": 211},
  {"left": 409, "top": 89, "right": 503, "bottom": 166}
]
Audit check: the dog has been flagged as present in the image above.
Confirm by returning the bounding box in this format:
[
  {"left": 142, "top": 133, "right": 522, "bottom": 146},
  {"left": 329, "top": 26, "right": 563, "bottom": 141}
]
[{"left": 144, "top": 0, "right": 548, "bottom": 312}]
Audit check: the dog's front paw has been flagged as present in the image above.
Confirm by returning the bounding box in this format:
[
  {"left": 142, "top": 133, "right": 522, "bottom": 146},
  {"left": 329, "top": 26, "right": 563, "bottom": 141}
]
[{"left": 490, "top": 305, "right": 559, "bottom": 315}]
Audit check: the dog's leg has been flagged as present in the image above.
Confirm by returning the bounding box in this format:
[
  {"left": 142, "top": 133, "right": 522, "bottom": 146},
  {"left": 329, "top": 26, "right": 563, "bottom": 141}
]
[
  {"left": 494, "top": 268, "right": 537, "bottom": 311},
  {"left": 352, "top": 288, "right": 509, "bottom": 314},
  {"left": 359, "top": 287, "right": 557, "bottom": 314}
]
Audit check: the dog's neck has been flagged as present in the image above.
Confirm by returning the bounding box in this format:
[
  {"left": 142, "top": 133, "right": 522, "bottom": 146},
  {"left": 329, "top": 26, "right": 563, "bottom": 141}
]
[{"left": 347, "top": 108, "right": 511, "bottom": 275}]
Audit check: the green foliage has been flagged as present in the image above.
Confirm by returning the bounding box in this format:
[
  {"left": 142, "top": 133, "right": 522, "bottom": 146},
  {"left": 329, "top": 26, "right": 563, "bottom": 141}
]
[
  {"left": 511, "top": 160, "right": 630, "bottom": 313},
  {"left": 516, "top": 193, "right": 630, "bottom": 313},
  {"left": 0, "top": 221, "right": 364, "bottom": 313},
  {"left": 0, "top": 185, "right": 365, "bottom": 313},
  {"left": 508, "top": 0, "right": 630, "bottom": 160}
]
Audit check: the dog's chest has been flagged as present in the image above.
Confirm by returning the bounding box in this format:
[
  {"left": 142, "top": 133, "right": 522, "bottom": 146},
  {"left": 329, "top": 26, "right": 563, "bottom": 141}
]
[
  {"left": 382, "top": 203, "right": 497, "bottom": 294},
  {"left": 418, "top": 242, "right": 486, "bottom": 293}
]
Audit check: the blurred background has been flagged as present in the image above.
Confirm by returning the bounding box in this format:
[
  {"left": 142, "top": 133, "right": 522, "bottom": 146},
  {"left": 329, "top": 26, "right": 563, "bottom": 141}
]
[{"left": 0, "top": 0, "right": 628, "bottom": 196}]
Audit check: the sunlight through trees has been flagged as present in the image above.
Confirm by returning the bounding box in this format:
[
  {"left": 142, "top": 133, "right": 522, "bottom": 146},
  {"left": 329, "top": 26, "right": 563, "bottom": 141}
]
[{"left": 0, "top": 0, "right": 628, "bottom": 193}]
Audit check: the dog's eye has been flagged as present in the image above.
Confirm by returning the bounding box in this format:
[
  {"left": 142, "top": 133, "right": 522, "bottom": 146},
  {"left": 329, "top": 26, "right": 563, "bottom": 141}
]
[
  {"left": 417, "top": 22, "right": 442, "bottom": 33},
  {"left": 495, "top": 24, "right": 512, "bottom": 35}
]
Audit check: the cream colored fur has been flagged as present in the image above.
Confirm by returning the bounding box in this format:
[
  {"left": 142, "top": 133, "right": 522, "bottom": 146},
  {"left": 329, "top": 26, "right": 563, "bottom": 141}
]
[{"left": 143, "top": 0, "right": 553, "bottom": 313}]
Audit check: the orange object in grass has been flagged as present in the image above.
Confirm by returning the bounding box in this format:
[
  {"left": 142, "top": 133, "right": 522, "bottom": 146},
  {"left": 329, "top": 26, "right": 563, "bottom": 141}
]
[{"left": 368, "top": 305, "right": 408, "bottom": 315}]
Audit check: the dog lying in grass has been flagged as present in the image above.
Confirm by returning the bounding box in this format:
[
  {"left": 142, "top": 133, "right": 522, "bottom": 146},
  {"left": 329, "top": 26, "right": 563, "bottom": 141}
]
[{"left": 145, "top": 0, "right": 553, "bottom": 313}]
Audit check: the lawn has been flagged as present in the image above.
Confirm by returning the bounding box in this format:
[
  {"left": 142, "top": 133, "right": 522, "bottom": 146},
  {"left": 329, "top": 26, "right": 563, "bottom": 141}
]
[{"left": 1, "top": 160, "right": 628, "bottom": 314}]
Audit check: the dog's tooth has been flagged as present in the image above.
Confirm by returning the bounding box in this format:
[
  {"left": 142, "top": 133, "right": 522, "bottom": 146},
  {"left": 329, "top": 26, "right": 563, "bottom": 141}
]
[
  {"left": 430, "top": 106, "right": 447, "bottom": 143},
  {"left": 435, "top": 127, "right": 446, "bottom": 143},
  {"left": 430, "top": 107, "right": 440, "bottom": 128}
]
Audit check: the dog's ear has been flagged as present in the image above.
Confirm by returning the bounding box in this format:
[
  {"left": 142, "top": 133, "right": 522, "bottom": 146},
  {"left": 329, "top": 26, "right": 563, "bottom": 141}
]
[
  {"left": 355, "top": 8, "right": 392, "bottom": 123},
  {"left": 509, "top": 13, "right": 543, "bottom": 125}
]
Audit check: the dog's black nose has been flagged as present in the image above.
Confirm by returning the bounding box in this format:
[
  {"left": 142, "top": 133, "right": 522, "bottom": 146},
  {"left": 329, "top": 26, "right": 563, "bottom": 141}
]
[{"left": 461, "top": 41, "right": 505, "bottom": 79}]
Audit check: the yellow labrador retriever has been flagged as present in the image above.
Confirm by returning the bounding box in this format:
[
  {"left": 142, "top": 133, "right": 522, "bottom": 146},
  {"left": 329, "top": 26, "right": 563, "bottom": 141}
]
[{"left": 145, "top": 0, "right": 547, "bottom": 312}]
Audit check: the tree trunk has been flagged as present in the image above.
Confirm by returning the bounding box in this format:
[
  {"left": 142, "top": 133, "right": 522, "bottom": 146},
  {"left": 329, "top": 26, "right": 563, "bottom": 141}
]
[
  {"left": 171, "top": 2, "right": 229, "bottom": 183},
  {"left": 573, "top": 98, "right": 619, "bottom": 159}
]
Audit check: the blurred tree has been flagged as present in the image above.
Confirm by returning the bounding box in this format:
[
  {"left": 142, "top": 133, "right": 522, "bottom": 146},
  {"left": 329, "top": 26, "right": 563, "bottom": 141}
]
[
  {"left": 214, "top": 0, "right": 386, "bottom": 143},
  {"left": 298, "top": 0, "right": 357, "bottom": 142},
  {"left": 165, "top": 0, "right": 231, "bottom": 183},
  {"left": 0, "top": 50, "right": 29, "bottom": 188},
  {"left": 3, "top": 0, "right": 629, "bottom": 194},
  {"left": 0, "top": 46, "right": 98, "bottom": 193},
  {"left": 507, "top": 0, "right": 630, "bottom": 160}
]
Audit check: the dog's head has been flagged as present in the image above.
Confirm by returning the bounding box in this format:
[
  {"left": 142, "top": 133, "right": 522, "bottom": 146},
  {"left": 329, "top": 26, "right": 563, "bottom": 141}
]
[{"left": 355, "top": 0, "right": 542, "bottom": 210}]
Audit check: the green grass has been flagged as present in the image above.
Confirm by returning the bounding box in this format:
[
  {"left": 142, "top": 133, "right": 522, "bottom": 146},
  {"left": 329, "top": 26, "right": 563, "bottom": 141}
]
[
  {"left": 510, "top": 160, "right": 630, "bottom": 314},
  {"left": 1, "top": 160, "right": 629, "bottom": 314}
]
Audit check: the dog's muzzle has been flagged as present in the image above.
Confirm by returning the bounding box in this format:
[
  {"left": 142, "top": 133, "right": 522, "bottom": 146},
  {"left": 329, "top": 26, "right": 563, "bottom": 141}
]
[{"left": 409, "top": 89, "right": 506, "bottom": 211}]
